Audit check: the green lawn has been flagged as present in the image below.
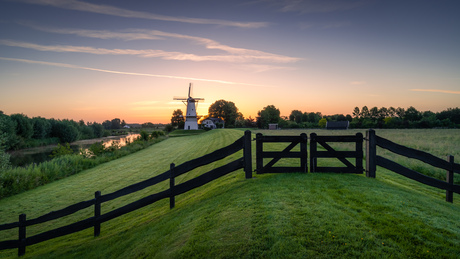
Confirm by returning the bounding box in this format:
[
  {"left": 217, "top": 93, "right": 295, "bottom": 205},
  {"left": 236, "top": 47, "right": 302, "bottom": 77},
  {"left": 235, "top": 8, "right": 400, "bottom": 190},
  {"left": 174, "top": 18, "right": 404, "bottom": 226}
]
[{"left": 0, "top": 129, "right": 459, "bottom": 258}]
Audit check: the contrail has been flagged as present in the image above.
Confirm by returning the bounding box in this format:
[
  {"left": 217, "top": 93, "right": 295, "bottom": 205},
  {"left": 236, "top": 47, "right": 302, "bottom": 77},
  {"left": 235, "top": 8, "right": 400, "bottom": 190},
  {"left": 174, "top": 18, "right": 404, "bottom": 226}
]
[
  {"left": 0, "top": 57, "right": 271, "bottom": 87},
  {"left": 410, "top": 89, "right": 460, "bottom": 95}
]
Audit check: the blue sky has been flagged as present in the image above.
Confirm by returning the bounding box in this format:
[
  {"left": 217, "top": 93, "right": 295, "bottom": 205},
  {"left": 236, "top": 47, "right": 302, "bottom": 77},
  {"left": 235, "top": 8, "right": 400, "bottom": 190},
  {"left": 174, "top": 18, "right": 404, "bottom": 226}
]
[{"left": 1, "top": 0, "right": 459, "bottom": 123}]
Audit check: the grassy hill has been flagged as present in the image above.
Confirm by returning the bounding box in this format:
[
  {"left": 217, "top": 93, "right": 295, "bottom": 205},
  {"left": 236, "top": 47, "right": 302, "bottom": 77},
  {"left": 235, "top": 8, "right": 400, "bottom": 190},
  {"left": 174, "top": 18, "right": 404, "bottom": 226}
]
[{"left": 0, "top": 129, "right": 459, "bottom": 258}]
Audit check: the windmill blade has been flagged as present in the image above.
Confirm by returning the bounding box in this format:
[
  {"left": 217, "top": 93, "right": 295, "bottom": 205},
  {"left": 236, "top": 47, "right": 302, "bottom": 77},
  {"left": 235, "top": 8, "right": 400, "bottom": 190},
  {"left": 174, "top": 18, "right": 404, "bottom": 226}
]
[
  {"left": 194, "top": 98, "right": 204, "bottom": 101},
  {"left": 173, "top": 96, "right": 188, "bottom": 100},
  {"left": 189, "top": 83, "right": 193, "bottom": 98}
]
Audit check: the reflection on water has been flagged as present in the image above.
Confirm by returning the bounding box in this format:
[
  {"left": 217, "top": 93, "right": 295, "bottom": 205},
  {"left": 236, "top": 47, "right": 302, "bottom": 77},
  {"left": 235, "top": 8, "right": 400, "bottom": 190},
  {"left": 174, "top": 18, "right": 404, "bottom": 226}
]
[{"left": 8, "top": 134, "right": 140, "bottom": 167}]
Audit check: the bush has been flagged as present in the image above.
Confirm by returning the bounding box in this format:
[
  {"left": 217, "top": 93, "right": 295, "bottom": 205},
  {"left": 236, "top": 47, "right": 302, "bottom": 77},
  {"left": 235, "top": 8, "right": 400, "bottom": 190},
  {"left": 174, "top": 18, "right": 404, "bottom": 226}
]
[
  {"left": 164, "top": 124, "right": 174, "bottom": 133},
  {"left": 151, "top": 131, "right": 165, "bottom": 139},
  {"left": 50, "top": 143, "right": 74, "bottom": 158},
  {"left": 318, "top": 118, "right": 327, "bottom": 128},
  {"left": 140, "top": 130, "right": 150, "bottom": 141},
  {"left": 89, "top": 141, "right": 105, "bottom": 156}
]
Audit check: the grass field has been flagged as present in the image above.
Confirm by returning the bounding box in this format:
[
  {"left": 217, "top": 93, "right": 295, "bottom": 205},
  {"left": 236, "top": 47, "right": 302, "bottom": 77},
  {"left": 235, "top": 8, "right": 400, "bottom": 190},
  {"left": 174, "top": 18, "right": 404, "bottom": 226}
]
[{"left": 0, "top": 129, "right": 459, "bottom": 258}]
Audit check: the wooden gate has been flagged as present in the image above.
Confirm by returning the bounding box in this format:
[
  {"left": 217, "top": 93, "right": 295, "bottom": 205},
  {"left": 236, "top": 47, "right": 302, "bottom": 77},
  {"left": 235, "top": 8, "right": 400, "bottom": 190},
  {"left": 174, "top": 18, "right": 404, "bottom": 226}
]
[
  {"left": 255, "top": 133, "right": 308, "bottom": 174},
  {"left": 309, "top": 133, "right": 363, "bottom": 173}
]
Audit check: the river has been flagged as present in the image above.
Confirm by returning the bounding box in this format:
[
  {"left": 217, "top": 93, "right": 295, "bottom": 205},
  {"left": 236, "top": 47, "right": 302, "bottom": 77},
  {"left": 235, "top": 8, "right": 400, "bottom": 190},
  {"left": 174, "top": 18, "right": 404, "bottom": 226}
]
[{"left": 8, "top": 134, "right": 140, "bottom": 167}]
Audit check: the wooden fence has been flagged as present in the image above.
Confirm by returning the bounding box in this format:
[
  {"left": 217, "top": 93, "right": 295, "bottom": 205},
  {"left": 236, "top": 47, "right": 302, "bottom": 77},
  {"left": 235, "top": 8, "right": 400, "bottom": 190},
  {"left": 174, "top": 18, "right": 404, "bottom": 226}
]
[
  {"left": 255, "top": 133, "right": 308, "bottom": 174},
  {"left": 0, "top": 131, "right": 252, "bottom": 256},
  {"left": 309, "top": 133, "right": 363, "bottom": 173},
  {"left": 366, "top": 129, "right": 460, "bottom": 202}
]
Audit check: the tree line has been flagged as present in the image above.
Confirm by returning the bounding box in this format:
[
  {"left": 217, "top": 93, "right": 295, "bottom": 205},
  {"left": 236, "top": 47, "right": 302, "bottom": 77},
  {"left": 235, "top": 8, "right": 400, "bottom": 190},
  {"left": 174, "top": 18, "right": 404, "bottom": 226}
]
[
  {"left": 0, "top": 112, "right": 132, "bottom": 151},
  {"left": 171, "top": 101, "right": 459, "bottom": 130},
  {"left": 260, "top": 105, "right": 460, "bottom": 129}
]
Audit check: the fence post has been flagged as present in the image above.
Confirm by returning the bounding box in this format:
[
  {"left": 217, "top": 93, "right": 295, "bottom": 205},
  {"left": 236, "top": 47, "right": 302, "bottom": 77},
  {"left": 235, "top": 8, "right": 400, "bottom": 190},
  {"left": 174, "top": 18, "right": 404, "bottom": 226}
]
[
  {"left": 309, "top": 133, "right": 317, "bottom": 172},
  {"left": 256, "top": 133, "right": 263, "bottom": 174},
  {"left": 94, "top": 191, "right": 101, "bottom": 237},
  {"left": 244, "top": 130, "right": 253, "bottom": 179},
  {"left": 170, "top": 163, "right": 175, "bottom": 209},
  {"left": 356, "top": 133, "right": 364, "bottom": 173},
  {"left": 446, "top": 155, "right": 454, "bottom": 203},
  {"left": 300, "top": 133, "right": 308, "bottom": 173},
  {"left": 366, "top": 129, "right": 376, "bottom": 178},
  {"left": 18, "top": 214, "right": 26, "bottom": 257}
]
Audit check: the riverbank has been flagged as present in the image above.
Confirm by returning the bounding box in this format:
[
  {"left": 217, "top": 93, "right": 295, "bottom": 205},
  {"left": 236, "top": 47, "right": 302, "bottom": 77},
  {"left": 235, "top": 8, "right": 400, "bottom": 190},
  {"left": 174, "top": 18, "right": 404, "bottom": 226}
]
[
  {"left": 8, "top": 134, "right": 140, "bottom": 167},
  {"left": 0, "top": 135, "right": 166, "bottom": 199}
]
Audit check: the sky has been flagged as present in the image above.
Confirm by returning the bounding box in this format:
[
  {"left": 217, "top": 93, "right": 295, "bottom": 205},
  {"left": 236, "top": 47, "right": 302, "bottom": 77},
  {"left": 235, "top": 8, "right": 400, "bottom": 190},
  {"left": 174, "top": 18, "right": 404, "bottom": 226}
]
[{"left": 1, "top": 0, "right": 459, "bottom": 124}]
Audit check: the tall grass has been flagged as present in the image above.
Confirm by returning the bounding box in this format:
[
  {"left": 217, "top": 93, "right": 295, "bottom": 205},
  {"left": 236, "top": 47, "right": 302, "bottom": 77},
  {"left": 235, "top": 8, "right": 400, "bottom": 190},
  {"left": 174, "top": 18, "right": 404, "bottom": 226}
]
[{"left": 0, "top": 136, "right": 166, "bottom": 199}]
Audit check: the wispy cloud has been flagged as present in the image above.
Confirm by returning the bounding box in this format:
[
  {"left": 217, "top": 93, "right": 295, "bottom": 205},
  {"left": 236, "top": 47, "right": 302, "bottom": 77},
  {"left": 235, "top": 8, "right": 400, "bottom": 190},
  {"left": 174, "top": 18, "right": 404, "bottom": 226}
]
[
  {"left": 17, "top": 0, "right": 268, "bottom": 28},
  {"left": 238, "top": 64, "right": 297, "bottom": 73},
  {"left": 410, "top": 89, "right": 460, "bottom": 95},
  {"left": 0, "top": 56, "right": 271, "bottom": 87},
  {"left": 19, "top": 23, "right": 301, "bottom": 63},
  {"left": 0, "top": 39, "right": 301, "bottom": 63},
  {"left": 270, "top": 0, "right": 371, "bottom": 14}
]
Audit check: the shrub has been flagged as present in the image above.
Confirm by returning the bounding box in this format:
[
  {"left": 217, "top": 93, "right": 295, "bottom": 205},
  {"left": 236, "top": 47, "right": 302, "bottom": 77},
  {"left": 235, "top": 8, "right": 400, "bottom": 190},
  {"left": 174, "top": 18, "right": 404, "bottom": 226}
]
[
  {"left": 50, "top": 143, "right": 74, "bottom": 158},
  {"left": 151, "top": 131, "right": 165, "bottom": 139},
  {"left": 140, "top": 130, "right": 150, "bottom": 141},
  {"left": 318, "top": 118, "right": 327, "bottom": 128},
  {"left": 164, "top": 124, "right": 174, "bottom": 133},
  {"left": 89, "top": 141, "right": 105, "bottom": 156}
]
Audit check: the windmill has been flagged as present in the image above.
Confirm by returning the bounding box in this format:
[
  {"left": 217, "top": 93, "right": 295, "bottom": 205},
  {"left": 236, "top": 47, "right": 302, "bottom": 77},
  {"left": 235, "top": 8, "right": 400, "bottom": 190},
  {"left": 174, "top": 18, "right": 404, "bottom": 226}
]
[{"left": 173, "top": 83, "right": 204, "bottom": 130}]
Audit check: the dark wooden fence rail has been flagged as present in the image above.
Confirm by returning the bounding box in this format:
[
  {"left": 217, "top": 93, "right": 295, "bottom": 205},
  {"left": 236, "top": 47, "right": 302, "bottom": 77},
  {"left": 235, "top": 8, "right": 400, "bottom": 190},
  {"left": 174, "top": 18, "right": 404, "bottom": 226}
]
[
  {"left": 366, "top": 129, "right": 460, "bottom": 202},
  {"left": 255, "top": 133, "right": 307, "bottom": 174},
  {"left": 0, "top": 130, "right": 252, "bottom": 256},
  {"left": 310, "top": 133, "right": 363, "bottom": 173}
]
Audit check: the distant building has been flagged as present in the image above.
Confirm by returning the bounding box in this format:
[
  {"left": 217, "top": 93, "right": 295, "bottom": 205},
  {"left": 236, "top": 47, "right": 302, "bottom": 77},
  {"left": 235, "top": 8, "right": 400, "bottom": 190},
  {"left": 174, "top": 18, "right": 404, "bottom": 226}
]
[
  {"left": 202, "top": 117, "right": 225, "bottom": 129},
  {"left": 326, "top": 121, "right": 349, "bottom": 130},
  {"left": 268, "top": 123, "right": 279, "bottom": 130}
]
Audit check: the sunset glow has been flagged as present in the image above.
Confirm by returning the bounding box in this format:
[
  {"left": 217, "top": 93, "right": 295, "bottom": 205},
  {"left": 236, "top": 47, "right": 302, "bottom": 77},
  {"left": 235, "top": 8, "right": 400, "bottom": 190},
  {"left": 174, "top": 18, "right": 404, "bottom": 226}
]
[{"left": 1, "top": 0, "right": 459, "bottom": 123}]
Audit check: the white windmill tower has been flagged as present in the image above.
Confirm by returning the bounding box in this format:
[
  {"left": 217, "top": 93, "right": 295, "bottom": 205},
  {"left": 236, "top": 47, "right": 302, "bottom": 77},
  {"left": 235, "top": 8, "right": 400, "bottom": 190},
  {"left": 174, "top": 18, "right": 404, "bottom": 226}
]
[{"left": 173, "top": 83, "right": 204, "bottom": 130}]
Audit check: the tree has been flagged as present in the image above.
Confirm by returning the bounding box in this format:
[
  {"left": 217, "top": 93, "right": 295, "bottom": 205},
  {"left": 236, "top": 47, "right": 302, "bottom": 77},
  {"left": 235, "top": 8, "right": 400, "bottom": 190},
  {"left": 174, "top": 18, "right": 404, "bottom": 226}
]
[
  {"left": 257, "top": 105, "right": 280, "bottom": 129},
  {"left": 10, "top": 113, "right": 33, "bottom": 139},
  {"left": 318, "top": 118, "right": 327, "bottom": 128},
  {"left": 102, "top": 120, "right": 111, "bottom": 130},
  {"left": 360, "top": 106, "right": 370, "bottom": 119},
  {"left": 307, "top": 112, "right": 322, "bottom": 123},
  {"left": 171, "top": 109, "right": 185, "bottom": 128},
  {"left": 208, "top": 99, "right": 240, "bottom": 127},
  {"left": 111, "top": 118, "right": 122, "bottom": 130},
  {"left": 50, "top": 120, "right": 80, "bottom": 143},
  {"left": 289, "top": 110, "right": 303, "bottom": 123},
  {"left": 388, "top": 107, "right": 396, "bottom": 117},
  {"left": 0, "top": 112, "right": 19, "bottom": 150},
  {"left": 404, "top": 106, "right": 421, "bottom": 121},
  {"left": 378, "top": 107, "right": 388, "bottom": 119},
  {"left": 352, "top": 107, "right": 360, "bottom": 118},
  {"left": 437, "top": 107, "right": 460, "bottom": 124},
  {"left": 395, "top": 107, "right": 405, "bottom": 119},
  {"left": 90, "top": 122, "right": 104, "bottom": 138},
  {"left": 0, "top": 115, "right": 11, "bottom": 170},
  {"left": 32, "top": 117, "right": 51, "bottom": 139},
  {"left": 244, "top": 116, "right": 256, "bottom": 128},
  {"left": 369, "top": 107, "right": 379, "bottom": 120}
]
